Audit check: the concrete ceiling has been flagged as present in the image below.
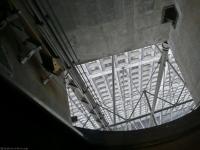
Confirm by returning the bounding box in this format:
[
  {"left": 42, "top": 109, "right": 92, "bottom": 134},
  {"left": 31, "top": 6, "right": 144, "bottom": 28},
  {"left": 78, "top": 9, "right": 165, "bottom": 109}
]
[{"left": 45, "top": 0, "right": 173, "bottom": 63}]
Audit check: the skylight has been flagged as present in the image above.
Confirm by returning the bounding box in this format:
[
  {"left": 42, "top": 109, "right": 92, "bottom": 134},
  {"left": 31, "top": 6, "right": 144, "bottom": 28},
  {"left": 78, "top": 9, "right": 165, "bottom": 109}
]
[{"left": 66, "top": 44, "right": 195, "bottom": 131}]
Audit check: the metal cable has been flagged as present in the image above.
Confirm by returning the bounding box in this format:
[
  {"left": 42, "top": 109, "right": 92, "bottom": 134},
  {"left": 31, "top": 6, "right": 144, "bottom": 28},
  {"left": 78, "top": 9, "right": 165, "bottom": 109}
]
[{"left": 31, "top": 0, "right": 110, "bottom": 124}]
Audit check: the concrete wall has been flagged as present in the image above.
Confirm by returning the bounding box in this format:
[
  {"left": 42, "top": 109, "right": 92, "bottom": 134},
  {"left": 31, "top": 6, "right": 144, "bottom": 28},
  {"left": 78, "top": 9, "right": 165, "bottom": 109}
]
[
  {"left": 78, "top": 106, "right": 200, "bottom": 149},
  {"left": 169, "top": 0, "right": 200, "bottom": 105},
  {"left": 43, "top": 0, "right": 172, "bottom": 63},
  {"left": 0, "top": 27, "right": 72, "bottom": 124}
]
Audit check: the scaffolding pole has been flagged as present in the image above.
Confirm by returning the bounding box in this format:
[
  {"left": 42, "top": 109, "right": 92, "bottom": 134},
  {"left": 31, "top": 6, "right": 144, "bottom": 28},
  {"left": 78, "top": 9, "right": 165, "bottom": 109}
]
[
  {"left": 112, "top": 55, "right": 116, "bottom": 125},
  {"left": 149, "top": 42, "right": 169, "bottom": 127}
]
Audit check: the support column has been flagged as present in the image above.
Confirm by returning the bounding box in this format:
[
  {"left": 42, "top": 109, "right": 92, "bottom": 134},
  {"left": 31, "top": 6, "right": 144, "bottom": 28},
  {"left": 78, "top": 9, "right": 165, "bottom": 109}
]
[
  {"left": 112, "top": 55, "right": 116, "bottom": 125},
  {"left": 169, "top": 0, "right": 200, "bottom": 106},
  {"left": 149, "top": 42, "right": 168, "bottom": 126}
]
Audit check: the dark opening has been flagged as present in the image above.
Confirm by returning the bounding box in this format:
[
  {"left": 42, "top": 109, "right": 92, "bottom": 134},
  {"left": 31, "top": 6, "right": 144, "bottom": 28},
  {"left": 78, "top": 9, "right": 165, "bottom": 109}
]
[
  {"left": 71, "top": 116, "right": 78, "bottom": 123},
  {"left": 161, "top": 5, "right": 178, "bottom": 28}
]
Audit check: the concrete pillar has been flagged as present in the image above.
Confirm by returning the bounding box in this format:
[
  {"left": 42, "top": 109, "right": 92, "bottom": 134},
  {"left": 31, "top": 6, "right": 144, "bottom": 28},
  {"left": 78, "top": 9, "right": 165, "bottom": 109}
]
[
  {"left": 0, "top": 28, "right": 72, "bottom": 125},
  {"left": 169, "top": 0, "right": 200, "bottom": 105}
]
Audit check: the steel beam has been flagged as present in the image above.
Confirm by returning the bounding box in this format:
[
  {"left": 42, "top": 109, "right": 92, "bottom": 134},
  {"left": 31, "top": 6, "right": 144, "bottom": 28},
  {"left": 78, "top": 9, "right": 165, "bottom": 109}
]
[
  {"left": 128, "top": 67, "right": 138, "bottom": 129},
  {"left": 20, "top": 0, "right": 109, "bottom": 129},
  {"left": 66, "top": 78, "right": 109, "bottom": 129},
  {"left": 149, "top": 42, "right": 169, "bottom": 126},
  {"left": 116, "top": 70, "right": 127, "bottom": 119},
  {"left": 96, "top": 60, "right": 115, "bottom": 122},
  {"left": 112, "top": 55, "right": 116, "bottom": 124},
  {"left": 97, "top": 104, "right": 126, "bottom": 120},
  {"left": 146, "top": 91, "right": 174, "bottom": 106},
  {"left": 115, "top": 68, "right": 125, "bottom": 123},
  {"left": 139, "top": 49, "right": 143, "bottom": 123},
  {"left": 83, "top": 115, "right": 92, "bottom": 128},
  {"left": 68, "top": 91, "right": 96, "bottom": 128},
  {"left": 139, "top": 120, "right": 145, "bottom": 129},
  {"left": 108, "top": 99, "right": 193, "bottom": 128},
  {"left": 167, "top": 60, "right": 185, "bottom": 83},
  {"left": 128, "top": 92, "right": 144, "bottom": 119},
  {"left": 82, "top": 64, "right": 113, "bottom": 123},
  {"left": 122, "top": 67, "right": 128, "bottom": 119},
  {"left": 144, "top": 63, "right": 159, "bottom": 90},
  {"left": 176, "top": 84, "right": 185, "bottom": 102},
  {"left": 88, "top": 56, "right": 160, "bottom": 79},
  {"left": 144, "top": 90, "right": 157, "bottom": 126}
]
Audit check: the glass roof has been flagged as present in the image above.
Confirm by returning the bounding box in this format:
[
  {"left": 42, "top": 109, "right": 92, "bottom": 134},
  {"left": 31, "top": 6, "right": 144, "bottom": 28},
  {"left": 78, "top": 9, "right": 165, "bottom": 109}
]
[{"left": 66, "top": 44, "right": 195, "bottom": 131}]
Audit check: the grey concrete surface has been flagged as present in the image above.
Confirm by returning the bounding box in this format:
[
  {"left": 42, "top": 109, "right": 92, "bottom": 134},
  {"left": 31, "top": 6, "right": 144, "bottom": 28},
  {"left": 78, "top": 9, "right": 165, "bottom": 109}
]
[
  {"left": 42, "top": 0, "right": 173, "bottom": 63},
  {"left": 78, "top": 106, "right": 200, "bottom": 149},
  {"left": 169, "top": 0, "right": 200, "bottom": 104},
  {"left": 2, "top": 0, "right": 200, "bottom": 131},
  {"left": 0, "top": 27, "right": 72, "bottom": 124}
]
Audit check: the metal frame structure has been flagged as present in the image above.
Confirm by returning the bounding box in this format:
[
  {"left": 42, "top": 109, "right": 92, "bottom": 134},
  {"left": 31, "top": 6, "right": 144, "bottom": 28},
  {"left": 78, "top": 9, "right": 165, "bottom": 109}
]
[
  {"left": 68, "top": 43, "right": 194, "bottom": 130},
  {"left": 15, "top": 0, "right": 110, "bottom": 129},
  {"left": 11, "top": 0, "right": 196, "bottom": 131}
]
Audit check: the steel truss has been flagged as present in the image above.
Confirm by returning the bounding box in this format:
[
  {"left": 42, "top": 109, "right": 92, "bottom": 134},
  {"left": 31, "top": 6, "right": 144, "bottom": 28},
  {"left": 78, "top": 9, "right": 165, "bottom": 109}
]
[{"left": 68, "top": 43, "right": 194, "bottom": 130}]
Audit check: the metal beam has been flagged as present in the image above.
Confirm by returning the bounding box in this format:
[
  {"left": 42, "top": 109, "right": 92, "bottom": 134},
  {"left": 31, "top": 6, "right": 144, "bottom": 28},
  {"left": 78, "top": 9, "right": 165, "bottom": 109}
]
[
  {"left": 97, "top": 104, "right": 126, "bottom": 120},
  {"left": 167, "top": 60, "right": 185, "bottom": 83},
  {"left": 126, "top": 52, "right": 134, "bottom": 117},
  {"left": 175, "top": 84, "right": 185, "bottom": 104},
  {"left": 96, "top": 60, "right": 115, "bottom": 122},
  {"left": 116, "top": 70, "right": 127, "bottom": 119},
  {"left": 83, "top": 114, "right": 92, "bottom": 128},
  {"left": 144, "top": 63, "right": 159, "bottom": 90},
  {"left": 149, "top": 42, "right": 169, "bottom": 126},
  {"left": 121, "top": 67, "right": 129, "bottom": 129},
  {"left": 161, "top": 65, "right": 167, "bottom": 124},
  {"left": 112, "top": 55, "right": 116, "bottom": 124},
  {"left": 122, "top": 67, "right": 128, "bottom": 119},
  {"left": 144, "top": 90, "right": 157, "bottom": 126},
  {"left": 22, "top": 0, "right": 109, "bottom": 129},
  {"left": 128, "top": 92, "right": 144, "bottom": 119},
  {"left": 82, "top": 64, "right": 113, "bottom": 123},
  {"left": 68, "top": 90, "right": 96, "bottom": 128},
  {"left": 155, "top": 44, "right": 162, "bottom": 53},
  {"left": 88, "top": 56, "right": 160, "bottom": 79},
  {"left": 108, "top": 99, "right": 193, "bottom": 128},
  {"left": 138, "top": 49, "right": 143, "bottom": 124},
  {"left": 139, "top": 120, "right": 145, "bottom": 129},
  {"left": 115, "top": 67, "right": 125, "bottom": 123},
  {"left": 128, "top": 67, "right": 138, "bottom": 129},
  {"left": 145, "top": 91, "right": 174, "bottom": 106},
  {"left": 66, "top": 78, "right": 109, "bottom": 129}
]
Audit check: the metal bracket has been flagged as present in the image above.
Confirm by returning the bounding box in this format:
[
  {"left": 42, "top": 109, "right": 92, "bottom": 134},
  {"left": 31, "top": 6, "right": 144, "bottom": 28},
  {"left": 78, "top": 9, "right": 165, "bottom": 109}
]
[
  {"left": 0, "top": 11, "right": 20, "bottom": 30},
  {"left": 42, "top": 74, "right": 54, "bottom": 85},
  {"left": 19, "top": 39, "right": 42, "bottom": 64}
]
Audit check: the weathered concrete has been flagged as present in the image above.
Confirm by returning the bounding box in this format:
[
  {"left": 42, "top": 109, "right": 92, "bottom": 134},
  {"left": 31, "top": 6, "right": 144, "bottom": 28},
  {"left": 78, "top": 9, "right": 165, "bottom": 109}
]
[
  {"left": 1, "top": 75, "right": 200, "bottom": 149},
  {"left": 0, "top": 27, "right": 72, "bottom": 124},
  {"left": 169, "top": 0, "right": 200, "bottom": 105},
  {"left": 40, "top": 0, "right": 173, "bottom": 63},
  {"left": 78, "top": 106, "right": 200, "bottom": 149}
]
